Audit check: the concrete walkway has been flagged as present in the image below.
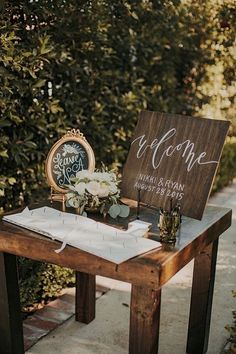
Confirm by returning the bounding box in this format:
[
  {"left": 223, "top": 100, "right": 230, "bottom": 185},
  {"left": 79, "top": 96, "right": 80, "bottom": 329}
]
[{"left": 26, "top": 181, "right": 236, "bottom": 354}]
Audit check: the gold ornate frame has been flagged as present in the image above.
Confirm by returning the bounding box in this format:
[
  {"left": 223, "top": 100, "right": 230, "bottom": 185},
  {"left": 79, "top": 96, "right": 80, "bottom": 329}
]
[{"left": 45, "top": 129, "right": 95, "bottom": 195}]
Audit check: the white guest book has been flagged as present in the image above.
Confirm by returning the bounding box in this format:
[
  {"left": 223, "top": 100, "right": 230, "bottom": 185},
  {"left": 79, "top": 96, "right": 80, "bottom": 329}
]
[{"left": 3, "top": 206, "right": 160, "bottom": 264}]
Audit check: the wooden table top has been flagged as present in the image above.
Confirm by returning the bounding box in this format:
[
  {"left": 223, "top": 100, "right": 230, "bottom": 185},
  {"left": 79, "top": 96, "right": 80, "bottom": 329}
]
[{"left": 0, "top": 203, "right": 232, "bottom": 290}]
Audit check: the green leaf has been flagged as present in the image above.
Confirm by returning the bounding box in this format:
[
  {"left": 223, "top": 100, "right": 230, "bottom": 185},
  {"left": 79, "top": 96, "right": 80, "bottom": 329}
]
[
  {"left": 130, "top": 11, "right": 139, "bottom": 20},
  {"left": 22, "top": 51, "right": 33, "bottom": 58},
  {"left": 0, "top": 119, "right": 11, "bottom": 128},
  {"left": 48, "top": 100, "right": 64, "bottom": 114},
  {"left": 28, "top": 69, "right": 37, "bottom": 79},
  {"left": 8, "top": 177, "right": 16, "bottom": 185},
  {"left": 32, "top": 79, "right": 46, "bottom": 89},
  {"left": 24, "top": 141, "right": 37, "bottom": 149},
  {"left": 118, "top": 205, "right": 130, "bottom": 218},
  {"left": 9, "top": 114, "right": 23, "bottom": 124},
  {"left": 0, "top": 150, "right": 8, "bottom": 158},
  {"left": 108, "top": 204, "right": 120, "bottom": 218}
]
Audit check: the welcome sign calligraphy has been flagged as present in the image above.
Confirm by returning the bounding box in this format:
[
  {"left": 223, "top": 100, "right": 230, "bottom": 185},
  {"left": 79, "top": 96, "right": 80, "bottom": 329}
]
[{"left": 121, "top": 111, "right": 230, "bottom": 219}]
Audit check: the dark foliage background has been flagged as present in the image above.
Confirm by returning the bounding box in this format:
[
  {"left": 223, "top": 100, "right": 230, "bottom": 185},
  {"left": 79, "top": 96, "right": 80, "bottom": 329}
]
[
  {"left": 0, "top": 0, "right": 235, "bottom": 308},
  {"left": 1, "top": 0, "right": 235, "bottom": 213}
]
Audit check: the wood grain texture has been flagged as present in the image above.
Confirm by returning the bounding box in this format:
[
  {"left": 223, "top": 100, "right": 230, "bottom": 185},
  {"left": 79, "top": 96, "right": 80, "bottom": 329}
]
[
  {"left": 121, "top": 111, "right": 230, "bottom": 219},
  {"left": 186, "top": 239, "right": 219, "bottom": 354},
  {"left": 0, "top": 203, "right": 232, "bottom": 354},
  {"left": 129, "top": 285, "right": 161, "bottom": 354},
  {"left": 75, "top": 271, "right": 95, "bottom": 324},
  {"left": 0, "top": 204, "right": 231, "bottom": 290},
  {"left": 0, "top": 252, "right": 24, "bottom": 354}
]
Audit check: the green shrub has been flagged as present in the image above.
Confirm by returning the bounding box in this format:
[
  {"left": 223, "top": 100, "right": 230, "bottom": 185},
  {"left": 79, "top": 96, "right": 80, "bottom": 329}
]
[
  {"left": 18, "top": 257, "right": 75, "bottom": 311},
  {"left": 212, "top": 138, "right": 236, "bottom": 193},
  {"left": 0, "top": 0, "right": 235, "bottom": 310},
  {"left": 1, "top": 0, "right": 235, "bottom": 214}
]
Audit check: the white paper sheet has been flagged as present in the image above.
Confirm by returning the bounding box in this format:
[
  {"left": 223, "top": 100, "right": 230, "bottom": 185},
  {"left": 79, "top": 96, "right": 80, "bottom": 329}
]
[{"left": 3, "top": 206, "right": 161, "bottom": 264}]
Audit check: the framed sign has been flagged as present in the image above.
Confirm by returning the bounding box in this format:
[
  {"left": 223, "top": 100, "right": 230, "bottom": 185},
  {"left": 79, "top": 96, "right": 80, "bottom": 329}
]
[
  {"left": 121, "top": 111, "right": 230, "bottom": 220},
  {"left": 45, "top": 129, "right": 95, "bottom": 194}
]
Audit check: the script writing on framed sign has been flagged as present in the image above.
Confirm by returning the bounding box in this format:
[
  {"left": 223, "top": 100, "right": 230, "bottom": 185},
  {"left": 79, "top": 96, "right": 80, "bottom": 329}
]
[
  {"left": 121, "top": 111, "right": 230, "bottom": 219},
  {"left": 45, "top": 129, "right": 95, "bottom": 194}
]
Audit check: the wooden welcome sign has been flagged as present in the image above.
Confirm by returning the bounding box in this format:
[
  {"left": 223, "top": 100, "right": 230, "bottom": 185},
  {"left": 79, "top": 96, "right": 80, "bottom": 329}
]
[{"left": 121, "top": 111, "right": 230, "bottom": 219}]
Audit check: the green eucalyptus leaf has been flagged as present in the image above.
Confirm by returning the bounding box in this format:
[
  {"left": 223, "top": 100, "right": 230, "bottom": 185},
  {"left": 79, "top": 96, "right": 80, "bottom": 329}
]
[
  {"left": 108, "top": 204, "right": 120, "bottom": 218},
  {"left": 118, "top": 205, "right": 130, "bottom": 218}
]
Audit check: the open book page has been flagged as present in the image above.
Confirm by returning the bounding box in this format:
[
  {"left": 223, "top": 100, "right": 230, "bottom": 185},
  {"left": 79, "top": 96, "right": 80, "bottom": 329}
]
[{"left": 3, "top": 206, "right": 161, "bottom": 264}]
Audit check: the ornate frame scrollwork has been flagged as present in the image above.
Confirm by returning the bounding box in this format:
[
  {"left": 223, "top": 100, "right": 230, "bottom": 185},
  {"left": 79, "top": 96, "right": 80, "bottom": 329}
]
[{"left": 45, "top": 129, "right": 95, "bottom": 195}]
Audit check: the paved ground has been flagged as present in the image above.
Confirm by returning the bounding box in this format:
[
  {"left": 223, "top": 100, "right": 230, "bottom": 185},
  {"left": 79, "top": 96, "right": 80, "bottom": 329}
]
[{"left": 26, "top": 181, "right": 236, "bottom": 354}]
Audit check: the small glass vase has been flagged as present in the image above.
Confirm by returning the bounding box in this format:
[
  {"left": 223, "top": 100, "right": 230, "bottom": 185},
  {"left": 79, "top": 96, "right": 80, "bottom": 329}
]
[
  {"left": 158, "top": 209, "right": 181, "bottom": 243},
  {"left": 75, "top": 207, "right": 81, "bottom": 215},
  {"left": 73, "top": 197, "right": 106, "bottom": 216},
  {"left": 74, "top": 205, "right": 100, "bottom": 215},
  {"left": 84, "top": 205, "right": 101, "bottom": 213}
]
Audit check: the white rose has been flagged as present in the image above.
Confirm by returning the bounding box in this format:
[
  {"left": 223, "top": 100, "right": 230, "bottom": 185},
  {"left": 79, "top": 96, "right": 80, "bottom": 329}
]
[
  {"left": 86, "top": 181, "right": 100, "bottom": 195},
  {"left": 102, "top": 172, "right": 112, "bottom": 182},
  {"left": 98, "top": 182, "right": 109, "bottom": 197},
  {"left": 91, "top": 172, "right": 104, "bottom": 181},
  {"left": 74, "top": 182, "right": 86, "bottom": 195},
  {"left": 76, "top": 170, "right": 92, "bottom": 180},
  {"left": 92, "top": 171, "right": 111, "bottom": 182},
  {"left": 108, "top": 182, "right": 118, "bottom": 194},
  {"left": 109, "top": 172, "right": 117, "bottom": 181}
]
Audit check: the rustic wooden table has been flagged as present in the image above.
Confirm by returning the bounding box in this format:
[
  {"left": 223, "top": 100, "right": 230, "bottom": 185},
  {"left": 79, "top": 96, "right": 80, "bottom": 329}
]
[{"left": 0, "top": 203, "right": 232, "bottom": 354}]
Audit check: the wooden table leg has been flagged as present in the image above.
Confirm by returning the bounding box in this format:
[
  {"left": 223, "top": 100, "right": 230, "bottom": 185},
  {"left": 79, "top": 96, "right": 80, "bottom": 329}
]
[
  {"left": 75, "top": 271, "right": 96, "bottom": 324},
  {"left": 129, "top": 285, "right": 161, "bottom": 354},
  {"left": 0, "top": 252, "right": 24, "bottom": 354},
  {"left": 187, "top": 239, "right": 219, "bottom": 354}
]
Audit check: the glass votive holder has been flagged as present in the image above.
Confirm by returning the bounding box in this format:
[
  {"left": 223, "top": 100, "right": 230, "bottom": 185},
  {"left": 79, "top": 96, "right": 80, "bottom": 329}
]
[{"left": 158, "top": 209, "right": 181, "bottom": 243}]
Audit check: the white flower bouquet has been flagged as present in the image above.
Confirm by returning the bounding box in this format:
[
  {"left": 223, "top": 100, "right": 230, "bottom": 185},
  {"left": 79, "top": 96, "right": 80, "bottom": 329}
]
[{"left": 66, "top": 168, "right": 130, "bottom": 218}]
